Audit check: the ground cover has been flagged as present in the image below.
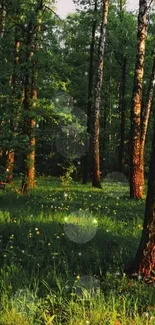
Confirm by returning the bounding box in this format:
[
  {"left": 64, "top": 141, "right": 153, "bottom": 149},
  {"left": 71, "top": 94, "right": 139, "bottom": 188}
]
[{"left": 0, "top": 178, "right": 154, "bottom": 324}]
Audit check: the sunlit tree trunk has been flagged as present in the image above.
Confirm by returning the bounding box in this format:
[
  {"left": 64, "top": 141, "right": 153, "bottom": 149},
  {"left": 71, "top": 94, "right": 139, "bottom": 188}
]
[
  {"left": 92, "top": 0, "right": 109, "bottom": 188},
  {"left": 6, "top": 151, "right": 15, "bottom": 181},
  {"left": 127, "top": 105, "right": 155, "bottom": 280},
  {"left": 22, "top": 5, "right": 42, "bottom": 194},
  {"left": 139, "top": 55, "right": 155, "bottom": 196},
  {"left": 83, "top": 0, "right": 97, "bottom": 184},
  {"left": 27, "top": 71, "right": 38, "bottom": 188},
  {"left": 21, "top": 22, "right": 33, "bottom": 194},
  {"left": 21, "top": 24, "right": 36, "bottom": 193},
  {"left": 130, "top": 0, "right": 148, "bottom": 199}
]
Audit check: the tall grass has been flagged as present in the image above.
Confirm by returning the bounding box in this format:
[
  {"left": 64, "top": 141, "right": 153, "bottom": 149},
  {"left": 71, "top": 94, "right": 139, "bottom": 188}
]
[{"left": 0, "top": 178, "right": 154, "bottom": 324}]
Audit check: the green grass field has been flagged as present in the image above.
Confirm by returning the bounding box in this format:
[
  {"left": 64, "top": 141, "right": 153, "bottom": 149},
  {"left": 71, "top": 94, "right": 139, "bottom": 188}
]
[{"left": 0, "top": 178, "right": 154, "bottom": 324}]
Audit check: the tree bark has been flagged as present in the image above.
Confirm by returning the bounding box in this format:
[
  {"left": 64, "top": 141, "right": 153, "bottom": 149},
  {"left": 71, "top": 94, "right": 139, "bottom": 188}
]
[
  {"left": 0, "top": 1, "right": 6, "bottom": 37},
  {"left": 0, "top": 2, "right": 6, "bottom": 162},
  {"left": 92, "top": 0, "right": 109, "bottom": 188},
  {"left": 130, "top": 0, "right": 148, "bottom": 199},
  {"left": 6, "top": 151, "right": 15, "bottom": 182},
  {"left": 83, "top": 0, "right": 97, "bottom": 184},
  {"left": 21, "top": 22, "right": 33, "bottom": 194},
  {"left": 127, "top": 108, "right": 155, "bottom": 280},
  {"left": 6, "top": 27, "right": 21, "bottom": 182},
  {"left": 139, "top": 55, "right": 155, "bottom": 196},
  {"left": 21, "top": 6, "right": 42, "bottom": 194}
]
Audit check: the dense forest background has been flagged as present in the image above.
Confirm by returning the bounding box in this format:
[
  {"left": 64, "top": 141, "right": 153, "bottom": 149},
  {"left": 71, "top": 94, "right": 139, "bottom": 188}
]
[
  {"left": 1, "top": 1, "right": 155, "bottom": 324},
  {"left": 0, "top": 0, "right": 154, "bottom": 193}
]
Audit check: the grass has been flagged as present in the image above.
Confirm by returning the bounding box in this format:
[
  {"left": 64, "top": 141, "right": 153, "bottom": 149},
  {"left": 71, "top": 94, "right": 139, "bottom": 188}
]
[{"left": 0, "top": 177, "right": 154, "bottom": 324}]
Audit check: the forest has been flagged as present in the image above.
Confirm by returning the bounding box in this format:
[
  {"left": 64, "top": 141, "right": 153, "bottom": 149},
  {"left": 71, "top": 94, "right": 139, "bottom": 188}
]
[{"left": 1, "top": 0, "right": 155, "bottom": 324}]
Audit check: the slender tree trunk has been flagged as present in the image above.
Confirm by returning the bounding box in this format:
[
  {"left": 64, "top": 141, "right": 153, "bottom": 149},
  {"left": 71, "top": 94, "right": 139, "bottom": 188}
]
[
  {"left": 21, "top": 6, "right": 42, "bottom": 194},
  {"left": 21, "top": 22, "right": 34, "bottom": 194},
  {"left": 0, "top": 2, "right": 6, "bottom": 162},
  {"left": 6, "top": 28, "right": 21, "bottom": 182},
  {"left": 130, "top": 0, "right": 148, "bottom": 199},
  {"left": 83, "top": 0, "right": 97, "bottom": 184},
  {"left": 92, "top": 0, "right": 109, "bottom": 188},
  {"left": 26, "top": 117, "right": 36, "bottom": 188},
  {"left": 27, "top": 69, "right": 38, "bottom": 188},
  {"left": 102, "top": 97, "right": 108, "bottom": 170},
  {"left": 119, "top": 57, "right": 127, "bottom": 173},
  {"left": 6, "top": 152, "right": 15, "bottom": 182},
  {"left": 139, "top": 55, "right": 155, "bottom": 196},
  {"left": 0, "top": 2, "right": 6, "bottom": 37}
]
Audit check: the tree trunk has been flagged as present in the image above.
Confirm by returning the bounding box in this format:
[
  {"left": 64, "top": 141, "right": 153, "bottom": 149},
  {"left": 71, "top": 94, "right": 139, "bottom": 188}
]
[
  {"left": 119, "top": 56, "right": 127, "bottom": 173},
  {"left": 6, "top": 28, "right": 21, "bottom": 183},
  {"left": 0, "top": 2, "right": 6, "bottom": 37},
  {"left": 130, "top": 0, "right": 148, "bottom": 199},
  {"left": 21, "top": 24, "right": 32, "bottom": 194},
  {"left": 101, "top": 96, "right": 108, "bottom": 171},
  {"left": 92, "top": 0, "right": 109, "bottom": 188},
  {"left": 21, "top": 6, "right": 42, "bottom": 194},
  {"left": 21, "top": 20, "right": 36, "bottom": 194},
  {"left": 139, "top": 55, "right": 155, "bottom": 196},
  {"left": 127, "top": 109, "right": 155, "bottom": 280},
  {"left": 6, "top": 151, "right": 15, "bottom": 182},
  {"left": 0, "top": 3, "right": 6, "bottom": 161},
  {"left": 83, "top": 0, "right": 97, "bottom": 184}
]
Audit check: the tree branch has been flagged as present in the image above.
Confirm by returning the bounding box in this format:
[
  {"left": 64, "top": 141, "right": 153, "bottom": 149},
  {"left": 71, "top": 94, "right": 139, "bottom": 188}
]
[
  {"left": 44, "top": 5, "right": 63, "bottom": 22},
  {"left": 147, "top": 0, "right": 154, "bottom": 11}
]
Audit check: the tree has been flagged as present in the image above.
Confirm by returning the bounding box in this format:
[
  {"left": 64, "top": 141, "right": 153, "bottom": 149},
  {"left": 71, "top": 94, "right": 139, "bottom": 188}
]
[
  {"left": 5, "top": 26, "right": 21, "bottom": 183},
  {"left": 92, "top": 0, "right": 109, "bottom": 187},
  {"left": 0, "top": 1, "right": 6, "bottom": 37},
  {"left": 0, "top": 0, "right": 6, "bottom": 164},
  {"left": 83, "top": 0, "right": 98, "bottom": 184},
  {"left": 117, "top": 0, "right": 127, "bottom": 173},
  {"left": 21, "top": 2, "right": 42, "bottom": 194},
  {"left": 0, "top": 0, "right": 73, "bottom": 186},
  {"left": 100, "top": 5, "right": 136, "bottom": 175},
  {"left": 139, "top": 53, "right": 155, "bottom": 196},
  {"left": 118, "top": 56, "right": 127, "bottom": 172},
  {"left": 130, "top": 0, "right": 153, "bottom": 199},
  {"left": 1, "top": 0, "right": 155, "bottom": 188},
  {"left": 126, "top": 97, "right": 155, "bottom": 280}
]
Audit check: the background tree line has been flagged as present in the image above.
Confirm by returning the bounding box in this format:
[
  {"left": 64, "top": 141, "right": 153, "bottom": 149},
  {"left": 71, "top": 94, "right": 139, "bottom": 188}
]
[
  {"left": 0, "top": 0, "right": 155, "bottom": 197},
  {"left": 1, "top": 0, "right": 155, "bottom": 284}
]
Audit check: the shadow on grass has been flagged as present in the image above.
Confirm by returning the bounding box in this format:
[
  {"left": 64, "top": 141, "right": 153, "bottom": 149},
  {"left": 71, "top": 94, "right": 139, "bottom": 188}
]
[
  {"left": 1, "top": 185, "right": 154, "bottom": 325},
  {"left": 0, "top": 181, "right": 145, "bottom": 300},
  {"left": 0, "top": 218, "right": 139, "bottom": 294}
]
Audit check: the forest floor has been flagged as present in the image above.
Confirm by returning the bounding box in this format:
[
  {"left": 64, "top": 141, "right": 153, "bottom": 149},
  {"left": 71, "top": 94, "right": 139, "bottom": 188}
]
[{"left": 0, "top": 178, "right": 154, "bottom": 324}]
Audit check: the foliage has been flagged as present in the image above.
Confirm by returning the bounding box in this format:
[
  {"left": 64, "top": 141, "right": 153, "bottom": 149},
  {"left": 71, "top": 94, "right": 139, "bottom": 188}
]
[
  {"left": 60, "top": 165, "right": 77, "bottom": 186},
  {"left": 0, "top": 0, "right": 154, "bottom": 178}
]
